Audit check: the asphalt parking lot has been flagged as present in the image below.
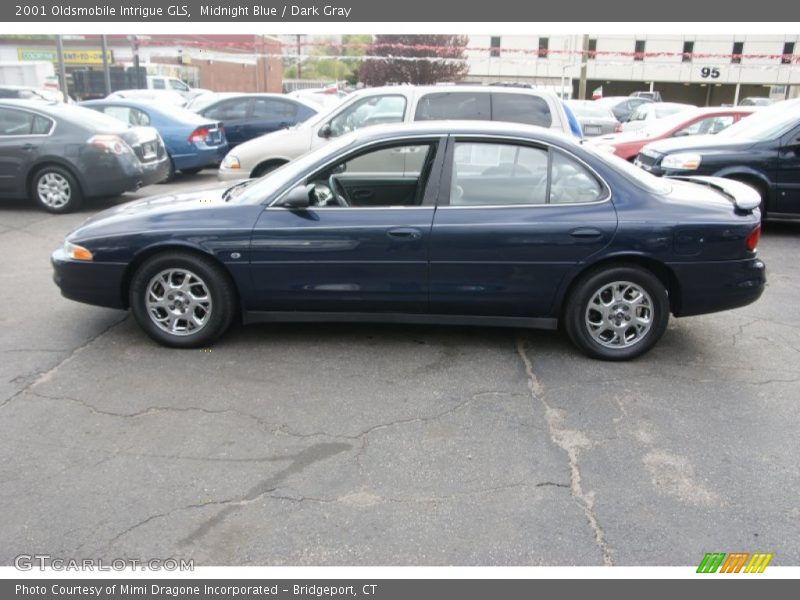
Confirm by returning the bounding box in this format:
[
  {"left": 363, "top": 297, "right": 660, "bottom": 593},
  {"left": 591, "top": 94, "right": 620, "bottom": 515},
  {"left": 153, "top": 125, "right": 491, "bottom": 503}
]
[{"left": 1, "top": 172, "right": 798, "bottom": 566}]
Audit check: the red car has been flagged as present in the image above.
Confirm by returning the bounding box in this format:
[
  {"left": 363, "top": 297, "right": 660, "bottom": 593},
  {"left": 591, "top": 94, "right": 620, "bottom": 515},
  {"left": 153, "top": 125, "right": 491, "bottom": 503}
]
[{"left": 589, "top": 106, "right": 756, "bottom": 161}]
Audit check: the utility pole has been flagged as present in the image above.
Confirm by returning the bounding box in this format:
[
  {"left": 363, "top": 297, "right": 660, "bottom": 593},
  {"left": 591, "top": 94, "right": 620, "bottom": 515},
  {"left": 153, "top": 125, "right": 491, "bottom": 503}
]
[
  {"left": 578, "top": 34, "right": 590, "bottom": 100},
  {"left": 296, "top": 34, "right": 302, "bottom": 79},
  {"left": 55, "top": 35, "right": 68, "bottom": 102},
  {"left": 130, "top": 35, "right": 141, "bottom": 88},
  {"left": 100, "top": 35, "right": 111, "bottom": 95}
]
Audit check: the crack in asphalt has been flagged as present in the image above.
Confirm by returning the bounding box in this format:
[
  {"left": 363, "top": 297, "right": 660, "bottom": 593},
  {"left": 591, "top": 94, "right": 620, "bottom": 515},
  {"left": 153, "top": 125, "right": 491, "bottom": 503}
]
[
  {"left": 516, "top": 335, "right": 614, "bottom": 566},
  {"left": 0, "top": 316, "right": 128, "bottom": 409}
]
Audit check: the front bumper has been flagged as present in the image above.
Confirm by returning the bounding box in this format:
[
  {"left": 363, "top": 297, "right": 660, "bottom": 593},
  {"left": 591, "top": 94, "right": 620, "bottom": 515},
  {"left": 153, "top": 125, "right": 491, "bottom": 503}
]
[
  {"left": 669, "top": 257, "right": 766, "bottom": 317},
  {"left": 218, "top": 165, "right": 247, "bottom": 181},
  {"left": 51, "top": 248, "right": 127, "bottom": 310}
]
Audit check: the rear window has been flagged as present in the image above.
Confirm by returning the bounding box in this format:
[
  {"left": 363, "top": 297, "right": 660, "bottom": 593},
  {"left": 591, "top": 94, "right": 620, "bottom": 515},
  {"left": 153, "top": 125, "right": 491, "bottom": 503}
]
[
  {"left": 415, "top": 92, "right": 491, "bottom": 121},
  {"left": 50, "top": 104, "right": 130, "bottom": 132},
  {"left": 492, "top": 93, "right": 552, "bottom": 127}
]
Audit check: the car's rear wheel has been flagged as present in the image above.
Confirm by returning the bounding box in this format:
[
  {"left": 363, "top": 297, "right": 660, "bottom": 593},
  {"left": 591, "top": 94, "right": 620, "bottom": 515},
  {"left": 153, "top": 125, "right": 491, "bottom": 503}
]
[
  {"left": 32, "top": 166, "right": 83, "bottom": 213},
  {"left": 564, "top": 265, "right": 669, "bottom": 360},
  {"left": 129, "top": 251, "right": 236, "bottom": 348}
]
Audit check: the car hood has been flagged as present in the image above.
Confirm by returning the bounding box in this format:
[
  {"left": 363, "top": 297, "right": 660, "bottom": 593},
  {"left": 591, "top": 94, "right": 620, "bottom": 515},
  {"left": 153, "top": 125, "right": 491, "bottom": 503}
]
[
  {"left": 642, "top": 134, "right": 756, "bottom": 156},
  {"left": 68, "top": 182, "right": 249, "bottom": 241}
]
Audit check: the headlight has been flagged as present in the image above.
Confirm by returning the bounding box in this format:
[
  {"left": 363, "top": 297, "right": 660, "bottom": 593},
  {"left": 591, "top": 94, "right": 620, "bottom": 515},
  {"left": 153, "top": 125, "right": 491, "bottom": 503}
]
[
  {"left": 661, "top": 153, "right": 702, "bottom": 170},
  {"left": 221, "top": 154, "right": 240, "bottom": 170},
  {"left": 63, "top": 241, "right": 93, "bottom": 261}
]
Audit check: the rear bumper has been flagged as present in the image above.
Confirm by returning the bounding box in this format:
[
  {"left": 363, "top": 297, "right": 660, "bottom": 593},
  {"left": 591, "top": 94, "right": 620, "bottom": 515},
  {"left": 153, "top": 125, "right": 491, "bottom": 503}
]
[
  {"left": 51, "top": 249, "right": 127, "bottom": 310},
  {"left": 171, "top": 145, "right": 228, "bottom": 171},
  {"left": 669, "top": 257, "right": 766, "bottom": 317},
  {"left": 81, "top": 153, "right": 170, "bottom": 197}
]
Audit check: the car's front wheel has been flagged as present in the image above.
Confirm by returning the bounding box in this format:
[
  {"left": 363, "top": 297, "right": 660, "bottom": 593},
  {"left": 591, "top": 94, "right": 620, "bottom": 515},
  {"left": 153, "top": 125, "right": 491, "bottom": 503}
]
[
  {"left": 129, "top": 251, "right": 236, "bottom": 348},
  {"left": 32, "top": 166, "right": 83, "bottom": 213},
  {"left": 564, "top": 265, "right": 669, "bottom": 360}
]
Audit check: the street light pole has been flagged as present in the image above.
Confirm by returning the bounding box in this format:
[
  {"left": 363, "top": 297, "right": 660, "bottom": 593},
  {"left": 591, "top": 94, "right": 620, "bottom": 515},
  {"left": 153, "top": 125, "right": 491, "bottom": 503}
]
[{"left": 578, "top": 34, "right": 590, "bottom": 100}]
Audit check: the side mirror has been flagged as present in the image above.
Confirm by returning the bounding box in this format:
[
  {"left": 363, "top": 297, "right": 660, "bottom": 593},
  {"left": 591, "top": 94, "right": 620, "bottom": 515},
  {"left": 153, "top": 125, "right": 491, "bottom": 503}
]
[
  {"left": 277, "top": 184, "right": 310, "bottom": 209},
  {"left": 318, "top": 123, "right": 332, "bottom": 138}
]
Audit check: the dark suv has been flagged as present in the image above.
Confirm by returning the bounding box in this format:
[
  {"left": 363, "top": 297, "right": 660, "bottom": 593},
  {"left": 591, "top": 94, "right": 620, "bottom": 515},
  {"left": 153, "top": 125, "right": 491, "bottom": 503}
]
[
  {"left": 0, "top": 100, "right": 169, "bottom": 213},
  {"left": 634, "top": 99, "right": 800, "bottom": 219}
]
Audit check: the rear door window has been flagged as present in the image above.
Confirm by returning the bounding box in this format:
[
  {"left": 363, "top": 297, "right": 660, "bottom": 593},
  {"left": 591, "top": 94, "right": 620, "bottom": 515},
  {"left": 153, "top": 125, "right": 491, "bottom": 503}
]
[
  {"left": 415, "top": 92, "right": 491, "bottom": 121},
  {"left": 491, "top": 93, "right": 552, "bottom": 127},
  {"left": 204, "top": 98, "right": 251, "bottom": 121},
  {"left": 252, "top": 98, "right": 299, "bottom": 120},
  {"left": 0, "top": 108, "right": 35, "bottom": 135}
]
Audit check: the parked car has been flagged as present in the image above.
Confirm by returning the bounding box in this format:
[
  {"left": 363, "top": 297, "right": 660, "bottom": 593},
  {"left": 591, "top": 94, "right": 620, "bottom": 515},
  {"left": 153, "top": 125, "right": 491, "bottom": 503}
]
[
  {"left": 0, "top": 85, "right": 66, "bottom": 102},
  {"left": 52, "top": 121, "right": 765, "bottom": 360},
  {"left": 565, "top": 100, "right": 619, "bottom": 136},
  {"left": 80, "top": 99, "right": 228, "bottom": 180},
  {"left": 144, "top": 76, "right": 207, "bottom": 100},
  {"left": 195, "top": 93, "right": 318, "bottom": 150},
  {"left": 634, "top": 99, "right": 800, "bottom": 219},
  {"left": 739, "top": 97, "right": 774, "bottom": 107},
  {"left": 593, "top": 96, "right": 654, "bottom": 123},
  {"left": 621, "top": 102, "right": 696, "bottom": 132},
  {"left": 0, "top": 100, "right": 169, "bottom": 213},
  {"left": 106, "top": 89, "right": 188, "bottom": 107},
  {"left": 185, "top": 92, "right": 238, "bottom": 113},
  {"left": 590, "top": 106, "right": 756, "bottom": 161},
  {"left": 286, "top": 87, "right": 348, "bottom": 109},
  {"left": 630, "top": 91, "right": 663, "bottom": 102},
  {"left": 218, "top": 85, "right": 576, "bottom": 180}
]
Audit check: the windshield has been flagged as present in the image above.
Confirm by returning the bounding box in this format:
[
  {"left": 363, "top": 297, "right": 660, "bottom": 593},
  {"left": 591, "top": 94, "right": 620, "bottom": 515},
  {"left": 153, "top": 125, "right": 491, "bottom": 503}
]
[
  {"left": 568, "top": 102, "right": 613, "bottom": 119},
  {"left": 584, "top": 145, "right": 672, "bottom": 195},
  {"left": 232, "top": 134, "right": 359, "bottom": 204},
  {"left": 639, "top": 109, "right": 703, "bottom": 137},
  {"left": 716, "top": 101, "right": 800, "bottom": 140}
]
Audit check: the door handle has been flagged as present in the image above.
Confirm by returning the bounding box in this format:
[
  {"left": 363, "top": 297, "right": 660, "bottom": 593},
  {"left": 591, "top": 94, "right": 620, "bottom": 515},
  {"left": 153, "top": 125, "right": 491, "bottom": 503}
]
[
  {"left": 387, "top": 227, "right": 422, "bottom": 240},
  {"left": 21, "top": 143, "right": 35, "bottom": 151},
  {"left": 569, "top": 227, "right": 603, "bottom": 239}
]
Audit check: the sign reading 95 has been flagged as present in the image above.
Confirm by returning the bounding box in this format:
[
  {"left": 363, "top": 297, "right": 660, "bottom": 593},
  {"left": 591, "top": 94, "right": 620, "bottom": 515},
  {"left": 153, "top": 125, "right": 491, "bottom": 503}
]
[{"left": 700, "top": 67, "right": 721, "bottom": 79}]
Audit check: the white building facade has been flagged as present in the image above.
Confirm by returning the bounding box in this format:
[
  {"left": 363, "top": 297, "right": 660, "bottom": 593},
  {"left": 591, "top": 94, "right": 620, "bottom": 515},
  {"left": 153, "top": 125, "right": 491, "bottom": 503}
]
[{"left": 467, "top": 34, "right": 800, "bottom": 104}]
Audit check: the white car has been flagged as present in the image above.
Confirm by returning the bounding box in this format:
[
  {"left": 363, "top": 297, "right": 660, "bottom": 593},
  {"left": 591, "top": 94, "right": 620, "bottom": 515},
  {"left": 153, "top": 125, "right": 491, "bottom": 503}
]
[
  {"left": 621, "top": 102, "right": 696, "bottom": 132},
  {"left": 218, "top": 85, "right": 575, "bottom": 180}
]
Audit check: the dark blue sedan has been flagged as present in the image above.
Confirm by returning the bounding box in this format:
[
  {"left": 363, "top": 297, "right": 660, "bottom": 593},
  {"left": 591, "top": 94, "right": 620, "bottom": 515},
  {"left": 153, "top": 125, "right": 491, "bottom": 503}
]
[
  {"left": 51, "top": 122, "right": 766, "bottom": 360},
  {"left": 80, "top": 99, "right": 228, "bottom": 179},
  {"left": 195, "top": 93, "right": 318, "bottom": 149}
]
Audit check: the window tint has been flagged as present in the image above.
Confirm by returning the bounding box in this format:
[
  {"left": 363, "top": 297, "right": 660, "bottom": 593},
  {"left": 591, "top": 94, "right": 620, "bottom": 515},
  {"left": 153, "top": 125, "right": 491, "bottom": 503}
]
[
  {"left": 415, "top": 92, "right": 491, "bottom": 121},
  {"left": 102, "top": 106, "right": 150, "bottom": 126},
  {"left": 252, "top": 98, "right": 298, "bottom": 120},
  {"left": 549, "top": 151, "right": 603, "bottom": 204},
  {"left": 31, "top": 115, "right": 53, "bottom": 134},
  {"left": 492, "top": 93, "right": 552, "bottom": 127},
  {"left": 328, "top": 95, "right": 406, "bottom": 137},
  {"left": 204, "top": 98, "right": 250, "bottom": 121},
  {"left": 304, "top": 142, "right": 435, "bottom": 208},
  {"left": 169, "top": 79, "right": 189, "bottom": 91},
  {"left": 678, "top": 115, "right": 734, "bottom": 136},
  {"left": 450, "top": 142, "right": 549, "bottom": 205},
  {"left": 0, "top": 108, "right": 35, "bottom": 135},
  {"left": 450, "top": 142, "right": 604, "bottom": 206}
]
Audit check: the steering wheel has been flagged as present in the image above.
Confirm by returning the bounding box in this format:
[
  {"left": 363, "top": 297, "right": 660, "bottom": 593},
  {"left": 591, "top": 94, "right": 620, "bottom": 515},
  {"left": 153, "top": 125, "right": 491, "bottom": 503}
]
[{"left": 328, "top": 174, "right": 350, "bottom": 207}]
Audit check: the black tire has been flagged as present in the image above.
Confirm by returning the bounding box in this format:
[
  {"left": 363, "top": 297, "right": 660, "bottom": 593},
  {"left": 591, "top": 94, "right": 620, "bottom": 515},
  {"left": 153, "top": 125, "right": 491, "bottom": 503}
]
[
  {"left": 160, "top": 157, "right": 176, "bottom": 183},
  {"left": 564, "top": 264, "right": 670, "bottom": 361},
  {"left": 129, "top": 251, "right": 236, "bottom": 348},
  {"left": 31, "top": 165, "right": 83, "bottom": 213},
  {"left": 251, "top": 160, "right": 285, "bottom": 178},
  {"left": 180, "top": 167, "right": 204, "bottom": 175}
]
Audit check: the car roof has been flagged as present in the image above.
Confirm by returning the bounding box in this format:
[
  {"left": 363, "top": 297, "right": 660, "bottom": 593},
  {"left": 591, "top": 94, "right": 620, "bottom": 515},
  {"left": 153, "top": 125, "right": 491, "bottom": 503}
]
[
  {"left": 202, "top": 92, "right": 318, "bottom": 110},
  {"left": 80, "top": 99, "right": 210, "bottom": 122},
  {"left": 353, "top": 84, "right": 561, "bottom": 100},
  {"left": 341, "top": 119, "right": 578, "bottom": 146}
]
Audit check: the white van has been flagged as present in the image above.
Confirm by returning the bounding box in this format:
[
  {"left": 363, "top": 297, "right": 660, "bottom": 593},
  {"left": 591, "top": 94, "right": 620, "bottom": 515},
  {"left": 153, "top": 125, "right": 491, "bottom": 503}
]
[{"left": 218, "top": 85, "right": 574, "bottom": 180}]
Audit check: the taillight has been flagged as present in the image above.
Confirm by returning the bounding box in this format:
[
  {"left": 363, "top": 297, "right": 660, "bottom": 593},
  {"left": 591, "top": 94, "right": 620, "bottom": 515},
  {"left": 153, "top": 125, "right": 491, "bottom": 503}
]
[
  {"left": 745, "top": 225, "right": 761, "bottom": 252},
  {"left": 188, "top": 127, "right": 210, "bottom": 144},
  {"left": 88, "top": 134, "right": 130, "bottom": 155}
]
